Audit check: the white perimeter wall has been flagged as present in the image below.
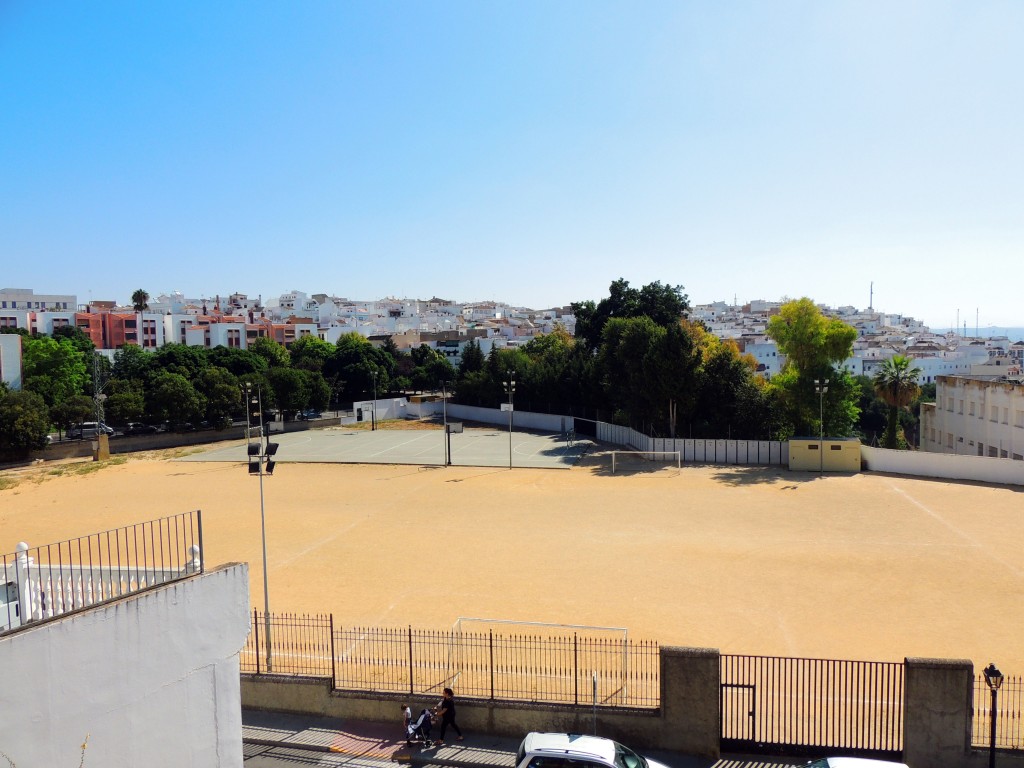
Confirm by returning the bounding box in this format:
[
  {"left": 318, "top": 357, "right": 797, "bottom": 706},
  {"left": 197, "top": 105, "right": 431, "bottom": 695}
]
[
  {"left": 0, "top": 563, "right": 250, "bottom": 768},
  {"left": 862, "top": 445, "right": 1024, "bottom": 486},
  {"left": 404, "top": 400, "right": 569, "bottom": 433}
]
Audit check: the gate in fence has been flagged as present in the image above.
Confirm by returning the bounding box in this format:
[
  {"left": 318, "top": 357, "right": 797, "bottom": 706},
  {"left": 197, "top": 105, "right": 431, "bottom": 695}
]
[{"left": 721, "top": 654, "right": 904, "bottom": 759}]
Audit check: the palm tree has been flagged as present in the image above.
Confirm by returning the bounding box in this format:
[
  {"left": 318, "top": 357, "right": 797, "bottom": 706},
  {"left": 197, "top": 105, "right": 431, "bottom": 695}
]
[
  {"left": 873, "top": 355, "right": 922, "bottom": 449},
  {"left": 131, "top": 289, "right": 149, "bottom": 312}
]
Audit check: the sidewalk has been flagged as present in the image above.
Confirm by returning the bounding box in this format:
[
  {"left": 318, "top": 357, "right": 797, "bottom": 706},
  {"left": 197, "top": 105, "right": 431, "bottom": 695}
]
[
  {"left": 243, "top": 708, "right": 520, "bottom": 767},
  {"left": 242, "top": 709, "right": 804, "bottom": 768}
]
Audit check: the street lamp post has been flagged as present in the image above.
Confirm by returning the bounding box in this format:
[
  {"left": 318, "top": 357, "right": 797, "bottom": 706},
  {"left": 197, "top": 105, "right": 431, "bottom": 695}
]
[
  {"left": 814, "top": 378, "right": 829, "bottom": 473},
  {"left": 984, "top": 663, "right": 1003, "bottom": 768},
  {"left": 244, "top": 382, "right": 277, "bottom": 672},
  {"left": 504, "top": 370, "right": 516, "bottom": 469}
]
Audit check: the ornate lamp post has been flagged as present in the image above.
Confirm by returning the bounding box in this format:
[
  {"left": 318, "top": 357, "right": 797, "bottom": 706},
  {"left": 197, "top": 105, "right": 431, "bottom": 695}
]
[{"left": 984, "top": 663, "right": 1003, "bottom": 768}]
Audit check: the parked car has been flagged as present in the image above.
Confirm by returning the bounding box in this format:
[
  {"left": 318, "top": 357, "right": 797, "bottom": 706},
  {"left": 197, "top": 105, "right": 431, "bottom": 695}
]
[
  {"left": 124, "top": 422, "right": 159, "bottom": 436},
  {"left": 297, "top": 409, "right": 323, "bottom": 420},
  {"left": 515, "top": 733, "right": 671, "bottom": 768},
  {"left": 67, "top": 421, "right": 115, "bottom": 439}
]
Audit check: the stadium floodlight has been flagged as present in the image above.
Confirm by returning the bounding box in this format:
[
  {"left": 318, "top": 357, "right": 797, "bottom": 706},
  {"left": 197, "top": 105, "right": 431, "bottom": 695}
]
[
  {"left": 504, "top": 370, "right": 516, "bottom": 469},
  {"left": 242, "top": 381, "right": 276, "bottom": 672}
]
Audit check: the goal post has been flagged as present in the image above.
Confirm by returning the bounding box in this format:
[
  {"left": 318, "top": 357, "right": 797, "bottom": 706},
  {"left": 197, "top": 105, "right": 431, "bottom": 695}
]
[
  {"left": 447, "top": 618, "right": 630, "bottom": 703},
  {"left": 610, "top": 450, "right": 681, "bottom": 474}
]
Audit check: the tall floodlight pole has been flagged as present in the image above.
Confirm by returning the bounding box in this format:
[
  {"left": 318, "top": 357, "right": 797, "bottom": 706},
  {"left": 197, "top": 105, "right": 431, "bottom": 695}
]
[
  {"left": 814, "top": 378, "right": 829, "bottom": 474},
  {"left": 441, "top": 379, "right": 451, "bottom": 466},
  {"left": 244, "top": 382, "right": 276, "bottom": 672},
  {"left": 371, "top": 370, "right": 378, "bottom": 431},
  {"left": 504, "top": 370, "right": 516, "bottom": 469},
  {"left": 984, "top": 663, "right": 1003, "bottom": 768}
]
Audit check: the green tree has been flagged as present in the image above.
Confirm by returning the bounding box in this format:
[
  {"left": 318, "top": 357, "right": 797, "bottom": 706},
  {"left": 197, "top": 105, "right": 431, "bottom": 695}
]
[
  {"left": 112, "top": 343, "right": 153, "bottom": 383},
  {"left": 131, "top": 289, "right": 150, "bottom": 312},
  {"left": 50, "top": 394, "right": 96, "bottom": 438},
  {"left": 457, "top": 338, "right": 485, "bottom": 376},
  {"left": 0, "top": 389, "right": 51, "bottom": 458},
  {"left": 51, "top": 325, "right": 96, "bottom": 356},
  {"left": 251, "top": 337, "right": 291, "bottom": 369},
  {"left": 647, "top": 321, "right": 701, "bottom": 438},
  {"left": 103, "top": 383, "right": 146, "bottom": 427},
  {"left": 151, "top": 343, "right": 208, "bottom": 381},
  {"left": 267, "top": 367, "right": 309, "bottom": 416},
  {"left": 146, "top": 371, "right": 204, "bottom": 429},
  {"left": 873, "top": 355, "right": 922, "bottom": 449},
  {"left": 571, "top": 278, "right": 689, "bottom": 351},
  {"left": 206, "top": 346, "right": 269, "bottom": 378},
  {"left": 21, "top": 336, "right": 88, "bottom": 408},
  {"left": 766, "top": 298, "right": 859, "bottom": 437},
  {"left": 289, "top": 335, "right": 334, "bottom": 372},
  {"left": 196, "top": 367, "right": 241, "bottom": 428}
]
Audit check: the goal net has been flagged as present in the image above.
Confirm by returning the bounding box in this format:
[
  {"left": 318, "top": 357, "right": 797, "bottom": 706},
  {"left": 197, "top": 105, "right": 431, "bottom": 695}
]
[
  {"left": 610, "top": 450, "right": 681, "bottom": 474},
  {"left": 446, "top": 618, "right": 632, "bottom": 704}
]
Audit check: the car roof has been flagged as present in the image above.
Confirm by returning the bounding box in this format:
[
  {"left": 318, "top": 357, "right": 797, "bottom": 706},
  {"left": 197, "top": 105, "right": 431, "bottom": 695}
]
[
  {"left": 825, "top": 758, "right": 909, "bottom": 768},
  {"left": 522, "top": 733, "right": 617, "bottom": 763}
]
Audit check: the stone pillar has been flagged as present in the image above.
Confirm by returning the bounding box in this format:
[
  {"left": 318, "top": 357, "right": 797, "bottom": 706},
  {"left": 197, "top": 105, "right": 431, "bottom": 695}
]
[
  {"left": 93, "top": 433, "right": 110, "bottom": 461},
  {"left": 903, "top": 657, "right": 973, "bottom": 768},
  {"left": 659, "top": 646, "right": 720, "bottom": 758}
]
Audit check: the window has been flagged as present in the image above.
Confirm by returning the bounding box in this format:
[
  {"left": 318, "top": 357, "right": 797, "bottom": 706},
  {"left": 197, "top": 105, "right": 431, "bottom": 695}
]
[
  {"left": 991, "top": 405, "right": 999, "bottom": 422},
  {"left": 1002, "top": 407, "right": 1009, "bottom": 424},
  {"left": 946, "top": 397, "right": 954, "bottom": 412},
  {"left": 1015, "top": 410, "right": 1024, "bottom": 428},
  {"left": 969, "top": 401, "right": 975, "bottom": 416},
  {"left": 946, "top": 433, "right": 954, "bottom": 448}
]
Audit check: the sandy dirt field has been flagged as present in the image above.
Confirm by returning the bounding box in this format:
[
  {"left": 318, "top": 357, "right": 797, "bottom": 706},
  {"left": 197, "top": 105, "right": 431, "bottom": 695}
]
[{"left": 2, "top": 440, "right": 1022, "bottom": 672}]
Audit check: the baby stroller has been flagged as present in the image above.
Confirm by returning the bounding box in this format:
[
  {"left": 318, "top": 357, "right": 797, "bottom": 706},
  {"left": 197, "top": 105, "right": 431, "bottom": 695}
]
[{"left": 406, "top": 708, "right": 436, "bottom": 747}]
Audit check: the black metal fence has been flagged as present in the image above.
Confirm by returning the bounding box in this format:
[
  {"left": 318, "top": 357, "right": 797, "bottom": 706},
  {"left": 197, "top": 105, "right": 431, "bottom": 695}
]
[
  {"left": 721, "top": 654, "right": 904, "bottom": 758},
  {"left": 973, "top": 674, "right": 1024, "bottom": 750},
  {"left": 1, "top": 511, "right": 204, "bottom": 635},
  {"left": 241, "top": 612, "right": 660, "bottom": 707}
]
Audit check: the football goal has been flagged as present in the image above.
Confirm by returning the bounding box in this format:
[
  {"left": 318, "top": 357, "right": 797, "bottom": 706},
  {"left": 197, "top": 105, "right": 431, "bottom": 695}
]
[
  {"left": 609, "top": 450, "right": 681, "bottom": 474},
  {"left": 446, "top": 618, "right": 632, "bottom": 704}
]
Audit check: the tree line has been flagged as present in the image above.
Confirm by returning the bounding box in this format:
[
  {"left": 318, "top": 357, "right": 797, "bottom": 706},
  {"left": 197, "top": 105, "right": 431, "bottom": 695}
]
[{"left": 0, "top": 280, "right": 931, "bottom": 460}]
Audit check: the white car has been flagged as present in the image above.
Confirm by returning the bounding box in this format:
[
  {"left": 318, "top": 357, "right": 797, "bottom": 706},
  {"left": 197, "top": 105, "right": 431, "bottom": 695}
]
[
  {"left": 807, "top": 759, "right": 909, "bottom": 768},
  {"left": 515, "top": 732, "right": 671, "bottom": 768}
]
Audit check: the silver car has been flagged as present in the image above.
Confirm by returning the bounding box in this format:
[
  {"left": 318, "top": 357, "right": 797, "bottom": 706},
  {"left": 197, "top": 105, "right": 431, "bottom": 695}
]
[{"left": 515, "top": 733, "right": 671, "bottom": 768}]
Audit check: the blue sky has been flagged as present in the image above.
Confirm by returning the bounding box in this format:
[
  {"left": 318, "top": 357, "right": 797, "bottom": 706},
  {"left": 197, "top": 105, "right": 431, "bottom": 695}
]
[{"left": 2, "top": 1, "right": 1021, "bottom": 327}]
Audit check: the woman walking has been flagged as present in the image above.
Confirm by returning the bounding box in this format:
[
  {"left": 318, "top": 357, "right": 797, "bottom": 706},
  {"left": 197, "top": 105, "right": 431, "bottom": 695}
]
[{"left": 434, "top": 687, "right": 463, "bottom": 743}]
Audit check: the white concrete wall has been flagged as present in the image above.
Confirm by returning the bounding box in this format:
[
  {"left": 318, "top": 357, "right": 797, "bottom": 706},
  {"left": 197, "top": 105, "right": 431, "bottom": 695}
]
[
  {"left": 862, "top": 445, "right": 1024, "bottom": 486},
  {"left": 445, "top": 403, "right": 569, "bottom": 432},
  {"left": 0, "top": 563, "right": 250, "bottom": 768}
]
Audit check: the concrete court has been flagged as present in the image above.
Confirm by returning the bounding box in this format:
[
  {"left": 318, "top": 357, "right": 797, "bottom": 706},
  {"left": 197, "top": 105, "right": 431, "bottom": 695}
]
[{"left": 182, "top": 426, "right": 594, "bottom": 469}]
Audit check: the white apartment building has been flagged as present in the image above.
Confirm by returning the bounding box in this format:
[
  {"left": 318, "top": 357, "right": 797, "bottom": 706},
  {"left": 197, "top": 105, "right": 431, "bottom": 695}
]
[
  {"left": 0, "top": 287, "right": 75, "bottom": 311},
  {"left": 919, "top": 375, "right": 1024, "bottom": 460},
  {"left": 0, "top": 333, "right": 22, "bottom": 389}
]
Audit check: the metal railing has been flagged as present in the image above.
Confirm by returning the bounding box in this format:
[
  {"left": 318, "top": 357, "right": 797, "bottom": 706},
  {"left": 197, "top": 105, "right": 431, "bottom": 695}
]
[
  {"left": 1, "top": 511, "right": 204, "bottom": 635},
  {"left": 973, "top": 674, "right": 1024, "bottom": 750},
  {"left": 240, "top": 612, "right": 660, "bottom": 708}
]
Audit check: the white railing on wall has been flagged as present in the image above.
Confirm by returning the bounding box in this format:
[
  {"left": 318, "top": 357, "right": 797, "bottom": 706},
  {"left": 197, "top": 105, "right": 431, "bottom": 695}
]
[{"left": 596, "top": 422, "right": 788, "bottom": 466}]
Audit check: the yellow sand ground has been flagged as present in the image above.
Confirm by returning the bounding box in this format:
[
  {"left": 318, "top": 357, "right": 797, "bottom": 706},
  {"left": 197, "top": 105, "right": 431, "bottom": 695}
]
[{"left": 2, "top": 444, "right": 1021, "bottom": 672}]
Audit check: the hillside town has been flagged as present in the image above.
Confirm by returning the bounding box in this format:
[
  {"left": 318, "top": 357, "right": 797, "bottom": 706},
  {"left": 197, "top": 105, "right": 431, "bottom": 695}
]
[
  {"left": 2, "top": 286, "right": 1021, "bottom": 387},
  {"left": 1, "top": 286, "right": 1022, "bottom": 460}
]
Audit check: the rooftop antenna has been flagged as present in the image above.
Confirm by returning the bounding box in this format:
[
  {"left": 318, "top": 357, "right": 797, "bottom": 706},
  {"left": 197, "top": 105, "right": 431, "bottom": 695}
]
[
  {"left": 976, "top": 308, "right": 979, "bottom": 337},
  {"left": 956, "top": 309, "right": 959, "bottom": 337},
  {"left": 869, "top": 281, "right": 873, "bottom": 311}
]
